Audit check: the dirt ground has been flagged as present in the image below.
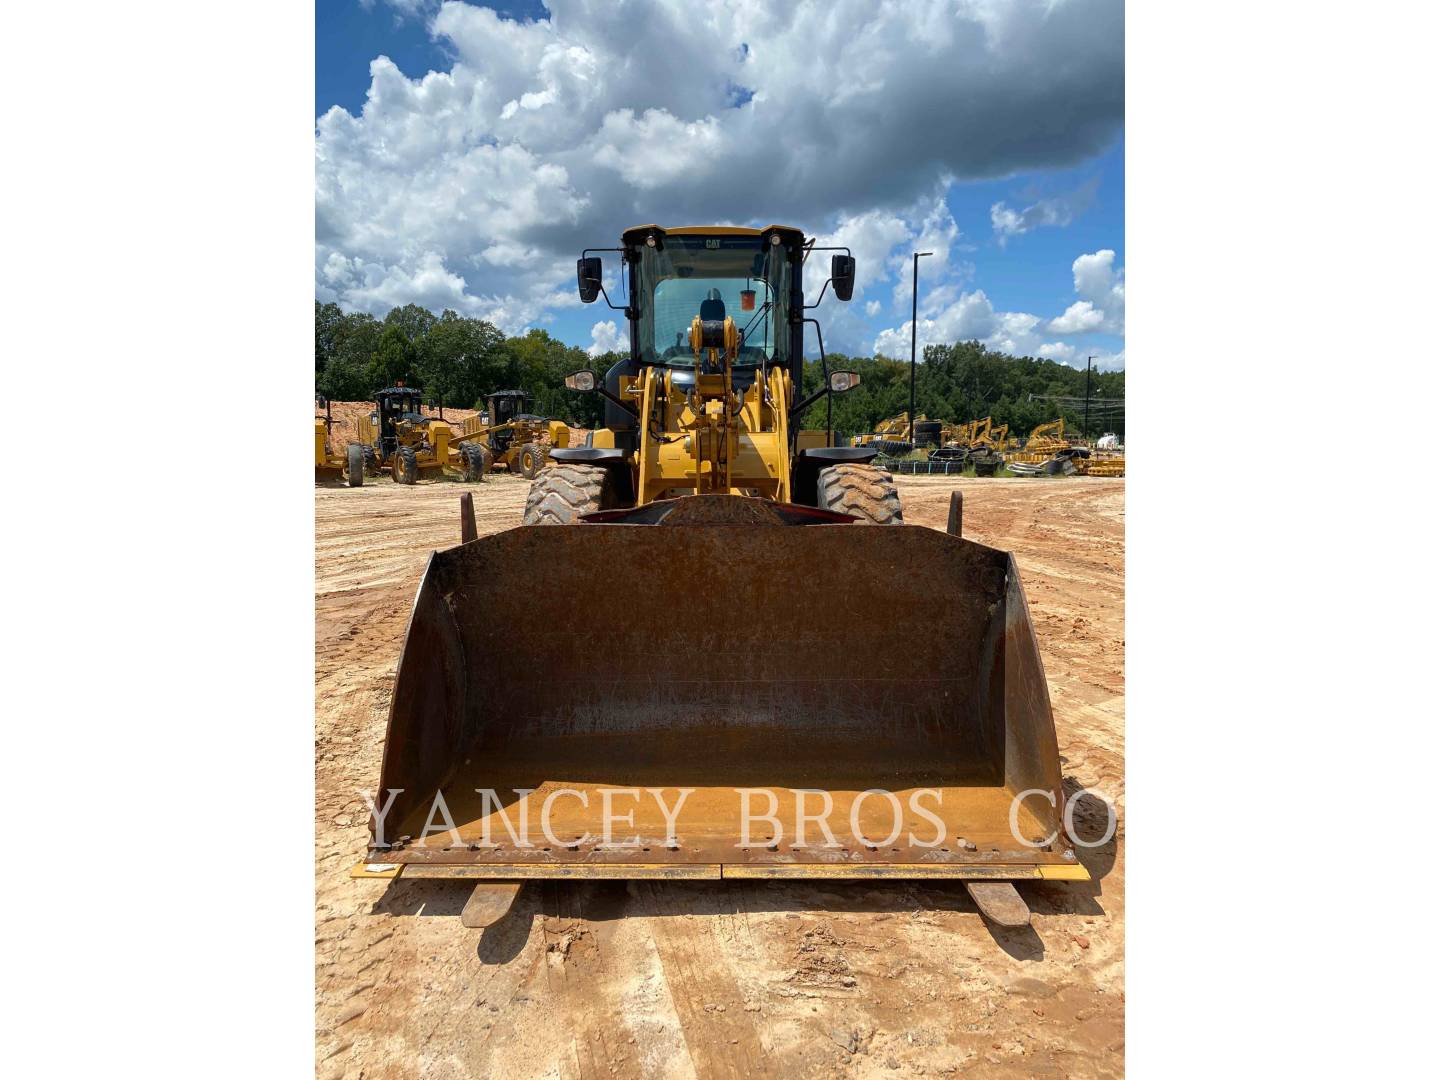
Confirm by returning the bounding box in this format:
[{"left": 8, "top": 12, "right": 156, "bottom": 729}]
[{"left": 315, "top": 473, "right": 1125, "bottom": 1079}]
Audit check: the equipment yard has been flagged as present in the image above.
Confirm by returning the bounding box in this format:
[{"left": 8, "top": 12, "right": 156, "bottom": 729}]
[{"left": 316, "top": 473, "right": 1125, "bottom": 1079}]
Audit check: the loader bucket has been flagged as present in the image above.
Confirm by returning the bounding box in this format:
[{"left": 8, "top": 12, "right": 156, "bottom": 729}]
[{"left": 365, "top": 496, "right": 1084, "bottom": 882}]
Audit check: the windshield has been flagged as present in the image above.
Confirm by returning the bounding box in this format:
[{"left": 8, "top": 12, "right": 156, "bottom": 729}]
[{"left": 637, "top": 235, "right": 792, "bottom": 368}]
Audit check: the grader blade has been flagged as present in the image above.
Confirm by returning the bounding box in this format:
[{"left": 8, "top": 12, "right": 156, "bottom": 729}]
[{"left": 365, "top": 496, "right": 1083, "bottom": 883}]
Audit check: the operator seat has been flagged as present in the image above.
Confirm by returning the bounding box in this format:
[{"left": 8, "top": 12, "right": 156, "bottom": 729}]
[{"left": 699, "top": 288, "right": 726, "bottom": 322}]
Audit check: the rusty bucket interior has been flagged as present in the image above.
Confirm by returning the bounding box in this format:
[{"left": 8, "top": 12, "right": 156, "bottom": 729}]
[{"left": 370, "top": 505, "right": 1080, "bottom": 880}]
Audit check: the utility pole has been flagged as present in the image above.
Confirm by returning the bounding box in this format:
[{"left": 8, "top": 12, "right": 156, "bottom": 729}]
[
  {"left": 1084, "top": 356, "right": 1094, "bottom": 441},
  {"left": 909, "top": 251, "right": 933, "bottom": 444}
]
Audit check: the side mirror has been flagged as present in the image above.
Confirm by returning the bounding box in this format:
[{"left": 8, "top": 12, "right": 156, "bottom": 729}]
[
  {"left": 830, "top": 254, "right": 856, "bottom": 302},
  {"left": 577, "top": 257, "right": 603, "bottom": 303},
  {"left": 829, "top": 370, "right": 861, "bottom": 394},
  {"left": 564, "top": 370, "right": 598, "bottom": 392}
]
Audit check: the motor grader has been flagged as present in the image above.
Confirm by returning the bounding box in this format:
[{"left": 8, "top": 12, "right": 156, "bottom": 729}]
[
  {"left": 355, "top": 224, "right": 1084, "bottom": 930},
  {"left": 351, "top": 386, "right": 486, "bottom": 486},
  {"left": 313, "top": 397, "right": 357, "bottom": 486},
  {"left": 458, "top": 390, "right": 570, "bottom": 479}
]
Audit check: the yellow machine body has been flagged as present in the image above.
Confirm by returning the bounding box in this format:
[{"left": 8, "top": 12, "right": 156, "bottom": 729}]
[
  {"left": 358, "top": 225, "right": 1082, "bottom": 886},
  {"left": 314, "top": 416, "right": 345, "bottom": 482},
  {"left": 459, "top": 406, "right": 569, "bottom": 479},
  {"left": 1007, "top": 418, "right": 1069, "bottom": 465},
  {"left": 351, "top": 386, "right": 490, "bottom": 485}
]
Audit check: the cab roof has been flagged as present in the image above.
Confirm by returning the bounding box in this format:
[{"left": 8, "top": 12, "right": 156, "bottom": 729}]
[{"left": 621, "top": 224, "right": 806, "bottom": 244}]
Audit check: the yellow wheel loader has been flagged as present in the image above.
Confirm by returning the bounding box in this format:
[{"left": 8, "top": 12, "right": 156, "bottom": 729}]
[
  {"left": 355, "top": 225, "right": 1084, "bottom": 928},
  {"left": 353, "top": 386, "right": 487, "bottom": 485},
  {"left": 457, "top": 390, "right": 571, "bottom": 480}
]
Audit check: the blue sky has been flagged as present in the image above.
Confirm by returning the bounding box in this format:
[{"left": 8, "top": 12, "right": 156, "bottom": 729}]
[{"left": 316, "top": 1, "right": 1124, "bottom": 369}]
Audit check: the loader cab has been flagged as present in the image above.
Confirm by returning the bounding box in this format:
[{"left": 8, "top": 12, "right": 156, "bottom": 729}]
[
  {"left": 374, "top": 387, "right": 425, "bottom": 457},
  {"left": 575, "top": 224, "right": 854, "bottom": 416}
]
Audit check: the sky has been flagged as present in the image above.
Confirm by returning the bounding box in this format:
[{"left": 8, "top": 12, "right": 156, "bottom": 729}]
[{"left": 316, "top": 0, "right": 1125, "bottom": 370}]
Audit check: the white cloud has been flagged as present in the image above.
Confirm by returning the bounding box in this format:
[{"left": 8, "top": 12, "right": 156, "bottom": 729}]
[
  {"left": 1073, "top": 248, "right": 1125, "bottom": 313},
  {"left": 989, "top": 178, "right": 1099, "bottom": 243},
  {"left": 317, "top": 0, "right": 1124, "bottom": 327},
  {"left": 873, "top": 248, "right": 1125, "bottom": 368},
  {"left": 367, "top": 0, "right": 438, "bottom": 17},
  {"left": 991, "top": 197, "right": 1070, "bottom": 239},
  {"left": 586, "top": 319, "right": 624, "bottom": 356},
  {"left": 1049, "top": 300, "right": 1105, "bottom": 333},
  {"left": 1049, "top": 249, "right": 1124, "bottom": 334}
]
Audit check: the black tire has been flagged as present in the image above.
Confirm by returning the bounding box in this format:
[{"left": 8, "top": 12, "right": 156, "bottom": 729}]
[
  {"left": 461, "top": 444, "right": 487, "bottom": 482},
  {"left": 872, "top": 439, "right": 913, "bottom": 456},
  {"left": 362, "top": 445, "right": 381, "bottom": 476},
  {"left": 518, "top": 443, "right": 547, "bottom": 479},
  {"left": 345, "top": 443, "right": 365, "bottom": 488},
  {"left": 392, "top": 446, "right": 419, "bottom": 485},
  {"left": 522, "top": 464, "right": 618, "bottom": 525},
  {"left": 815, "top": 463, "right": 903, "bottom": 525}
]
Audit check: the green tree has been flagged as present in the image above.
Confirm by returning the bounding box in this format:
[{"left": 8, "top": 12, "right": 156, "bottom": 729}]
[
  {"left": 313, "top": 300, "right": 1122, "bottom": 439},
  {"left": 383, "top": 303, "right": 438, "bottom": 344},
  {"left": 315, "top": 301, "right": 345, "bottom": 380},
  {"left": 368, "top": 324, "right": 420, "bottom": 389},
  {"left": 417, "top": 310, "right": 508, "bottom": 410},
  {"left": 316, "top": 309, "right": 382, "bottom": 401}
]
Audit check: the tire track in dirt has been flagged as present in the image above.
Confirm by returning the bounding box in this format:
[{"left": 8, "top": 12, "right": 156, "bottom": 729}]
[{"left": 637, "top": 884, "right": 772, "bottom": 1079}]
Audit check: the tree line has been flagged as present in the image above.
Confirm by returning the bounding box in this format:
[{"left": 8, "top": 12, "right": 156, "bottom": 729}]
[{"left": 316, "top": 301, "right": 1125, "bottom": 439}]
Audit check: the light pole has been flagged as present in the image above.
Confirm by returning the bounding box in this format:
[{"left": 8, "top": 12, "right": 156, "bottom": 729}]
[
  {"left": 1084, "top": 356, "right": 1094, "bottom": 441},
  {"left": 909, "top": 251, "right": 933, "bottom": 445}
]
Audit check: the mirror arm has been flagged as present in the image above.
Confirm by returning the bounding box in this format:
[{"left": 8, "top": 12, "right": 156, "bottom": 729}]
[
  {"left": 580, "top": 247, "right": 630, "bottom": 313},
  {"left": 598, "top": 384, "right": 638, "bottom": 418},
  {"left": 803, "top": 278, "right": 832, "bottom": 309},
  {"left": 594, "top": 282, "right": 629, "bottom": 313},
  {"left": 576, "top": 380, "right": 637, "bottom": 419}
]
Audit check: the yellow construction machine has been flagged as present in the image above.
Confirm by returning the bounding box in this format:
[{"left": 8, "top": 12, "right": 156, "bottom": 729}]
[
  {"left": 1015, "top": 418, "right": 1068, "bottom": 459},
  {"left": 355, "top": 225, "right": 1084, "bottom": 927},
  {"left": 1004, "top": 418, "right": 1071, "bottom": 476},
  {"left": 850, "top": 411, "right": 924, "bottom": 454},
  {"left": 352, "top": 386, "right": 487, "bottom": 485},
  {"left": 962, "top": 417, "right": 1008, "bottom": 476},
  {"left": 314, "top": 398, "right": 356, "bottom": 486},
  {"left": 458, "top": 390, "right": 571, "bottom": 479}
]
